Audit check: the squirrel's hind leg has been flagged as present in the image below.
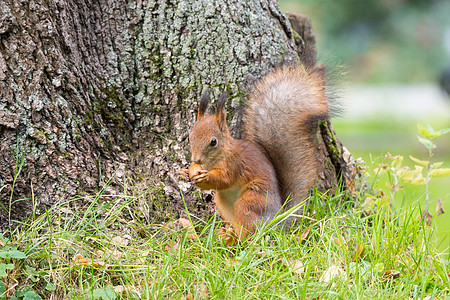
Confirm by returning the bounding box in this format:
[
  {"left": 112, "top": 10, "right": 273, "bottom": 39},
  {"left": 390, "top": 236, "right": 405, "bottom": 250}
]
[{"left": 232, "top": 190, "right": 278, "bottom": 243}]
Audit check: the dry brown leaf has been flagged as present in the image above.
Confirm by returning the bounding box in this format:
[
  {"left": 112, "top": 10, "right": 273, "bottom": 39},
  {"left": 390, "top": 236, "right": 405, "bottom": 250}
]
[
  {"left": 180, "top": 292, "right": 193, "bottom": 300},
  {"left": 320, "top": 265, "right": 346, "bottom": 283},
  {"left": 162, "top": 220, "right": 177, "bottom": 233},
  {"left": 114, "top": 285, "right": 142, "bottom": 297},
  {"left": 297, "top": 228, "right": 311, "bottom": 244},
  {"left": 178, "top": 218, "right": 191, "bottom": 228},
  {"left": 91, "top": 260, "right": 107, "bottom": 268},
  {"left": 73, "top": 254, "right": 92, "bottom": 266},
  {"left": 436, "top": 198, "right": 445, "bottom": 216},
  {"left": 73, "top": 254, "right": 108, "bottom": 268},
  {"left": 334, "top": 237, "right": 348, "bottom": 250},
  {"left": 97, "top": 248, "right": 123, "bottom": 260},
  {"left": 282, "top": 258, "right": 305, "bottom": 274},
  {"left": 353, "top": 244, "right": 364, "bottom": 262},
  {"left": 178, "top": 218, "right": 197, "bottom": 239},
  {"left": 141, "top": 250, "right": 152, "bottom": 257},
  {"left": 196, "top": 283, "right": 209, "bottom": 299},
  {"left": 225, "top": 258, "right": 239, "bottom": 268},
  {"left": 346, "top": 179, "right": 356, "bottom": 195},
  {"left": 164, "top": 241, "right": 179, "bottom": 251},
  {"left": 112, "top": 235, "right": 131, "bottom": 247},
  {"left": 381, "top": 270, "right": 402, "bottom": 281}
]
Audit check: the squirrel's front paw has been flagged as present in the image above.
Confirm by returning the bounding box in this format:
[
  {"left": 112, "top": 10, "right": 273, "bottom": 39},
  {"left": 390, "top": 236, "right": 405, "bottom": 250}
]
[
  {"left": 191, "top": 170, "right": 208, "bottom": 185},
  {"left": 177, "top": 168, "right": 190, "bottom": 182}
]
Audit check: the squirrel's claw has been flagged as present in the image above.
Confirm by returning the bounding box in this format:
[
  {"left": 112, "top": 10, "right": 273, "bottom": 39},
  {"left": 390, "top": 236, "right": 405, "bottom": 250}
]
[{"left": 177, "top": 168, "right": 190, "bottom": 182}]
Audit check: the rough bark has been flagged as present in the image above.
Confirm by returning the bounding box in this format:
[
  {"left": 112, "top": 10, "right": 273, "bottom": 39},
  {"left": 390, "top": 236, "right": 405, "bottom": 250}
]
[{"left": 0, "top": 0, "right": 356, "bottom": 230}]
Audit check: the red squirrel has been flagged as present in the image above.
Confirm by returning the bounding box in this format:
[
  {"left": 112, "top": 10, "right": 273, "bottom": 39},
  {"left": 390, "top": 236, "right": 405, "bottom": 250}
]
[{"left": 180, "top": 65, "right": 328, "bottom": 245}]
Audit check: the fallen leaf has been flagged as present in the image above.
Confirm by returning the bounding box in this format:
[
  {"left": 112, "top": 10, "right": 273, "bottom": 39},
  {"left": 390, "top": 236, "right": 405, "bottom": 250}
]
[
  {"left": 320, "top": 265, "right": 346, "bottom": 283},
  {"left": 112, "top": 235, "right": 131, "bottom": 247},
  {"left": 178, "top": 218, "right": 197, "bottom": 239},
  {"left": 282, "top": 258, "right": 305, "bottom": 274},
  {"left": 346, "top": 179, "right": 356, "bottom": 195},
  {"left": 225, "top": 258, "right": 239, "bottom": 268},
  {"left": 162, "top": 220, "right": 177, "bottom": 233},
  {"left": 97, "top": 248, "right": 123, "bottom": 260},
  {"left": 196, "top": 283, "right": 208, "bottom": 299},
  {"left": 297, "top": 228, "right": 311, "bottom": 244},
  {"left": 334, "top": 237, "right": 348, "bottom": 250},
  {"left": 141, "top": 250, "right": 152, "bottom": 257},
  {"left": 178, "top": 218, "right": 191, "bottom": 228},
  {"left": 436, "top": 198, "right": 445, "bottom": 216},
  {"left": 381, "top": 270, "right": 402, "bottom": 281},
  {"left": 353, "top": 244, "right": 364, "bottom": 262},
  {"left": 114, "top": 285, "right": 142, "bottom": 297},
  {"left": 91, "top": 260, "right": 107, "bottom": 268},
  {"left": 73, "top": 254, "right": 108, "bottom": 268},
  {"left": 164, "top": 241, "right": 179, "bottom": 251},
  {"left": 180, "top": 292, "right": 193, "bottom": 300},
  {"left": 73, "top": 254, "right": 91, "bottom": 266}
]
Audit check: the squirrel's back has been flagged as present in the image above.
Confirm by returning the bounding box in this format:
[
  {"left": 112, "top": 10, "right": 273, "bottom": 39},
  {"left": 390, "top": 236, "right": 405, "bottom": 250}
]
[{"left": 243, "top": 65, "right": 328, "bottom": 211}]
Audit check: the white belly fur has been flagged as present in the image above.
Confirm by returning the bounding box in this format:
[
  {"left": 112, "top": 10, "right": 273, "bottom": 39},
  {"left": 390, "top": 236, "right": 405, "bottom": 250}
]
[{"left": 216, "top": 184, "right": 243, "bottom": 223}]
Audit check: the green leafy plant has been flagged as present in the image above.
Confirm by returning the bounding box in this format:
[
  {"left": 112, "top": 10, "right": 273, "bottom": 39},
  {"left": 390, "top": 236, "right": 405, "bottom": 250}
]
[
  {"left": 395, "top": 124, "right": 450, "bottom": 220},
  {"left": 362, "top": 124, "right": 449, "bottom": 223},
  {"left": 412, "top": 124, "right": 450, "bottom": 208},
  {"left": 0, "top": 241, "right": 53, "bottom": 300}
]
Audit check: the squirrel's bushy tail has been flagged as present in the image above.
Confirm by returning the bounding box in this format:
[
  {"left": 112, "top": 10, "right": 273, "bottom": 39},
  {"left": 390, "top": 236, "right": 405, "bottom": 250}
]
[{"left": 243, "top": 65, "right": 328, "bottom": 211}]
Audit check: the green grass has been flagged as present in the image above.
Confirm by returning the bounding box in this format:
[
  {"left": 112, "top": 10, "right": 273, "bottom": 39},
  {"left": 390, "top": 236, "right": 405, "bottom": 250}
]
[
  {"left": 1, "top": 180, "right": 449, "bottom": 299},
  {"left": 334, "top": 119, "right": 450, "bottom": 256}
]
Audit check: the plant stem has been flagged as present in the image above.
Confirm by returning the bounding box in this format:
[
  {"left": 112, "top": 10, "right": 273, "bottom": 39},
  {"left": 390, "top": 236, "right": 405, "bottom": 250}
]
[{"left": 424, "top": 147, "right": 432, "bottom": 214}]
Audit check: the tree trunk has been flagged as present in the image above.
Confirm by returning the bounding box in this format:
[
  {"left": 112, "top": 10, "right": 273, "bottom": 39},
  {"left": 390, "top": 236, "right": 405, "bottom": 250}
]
[{"left": 0, "top": 0, "right": 356, "bottom": 230}]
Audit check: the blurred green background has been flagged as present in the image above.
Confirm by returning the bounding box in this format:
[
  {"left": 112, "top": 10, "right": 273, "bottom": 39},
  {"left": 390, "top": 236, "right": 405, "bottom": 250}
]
[{"left": 279, "top": 0, "right": 450, "bottom": 253}]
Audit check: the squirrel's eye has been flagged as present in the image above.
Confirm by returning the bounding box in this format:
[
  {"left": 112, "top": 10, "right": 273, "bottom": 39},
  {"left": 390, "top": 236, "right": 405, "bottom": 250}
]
[{"left": 210, "top": 138, "right": 217, "bottom": 146}]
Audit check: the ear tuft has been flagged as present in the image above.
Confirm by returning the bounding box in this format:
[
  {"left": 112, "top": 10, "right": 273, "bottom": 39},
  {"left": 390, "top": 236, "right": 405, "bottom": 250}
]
[
  {"left": 198, "top": 90, "right": 210, "bottom": 119},
  {"left": 216, "top": 92, "right": 228, "bottom": 112},
  {"left": 215, "top": 92, "right": 228, "bottom": 131}
]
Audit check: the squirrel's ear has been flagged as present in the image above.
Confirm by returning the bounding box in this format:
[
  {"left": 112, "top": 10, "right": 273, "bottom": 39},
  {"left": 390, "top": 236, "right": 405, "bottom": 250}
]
[
  {"left": 215, "top": 92, "right": 228, "bottom": 131},
  {"left": 198, "top": 90, "right": 210, "bottom": 119}
]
